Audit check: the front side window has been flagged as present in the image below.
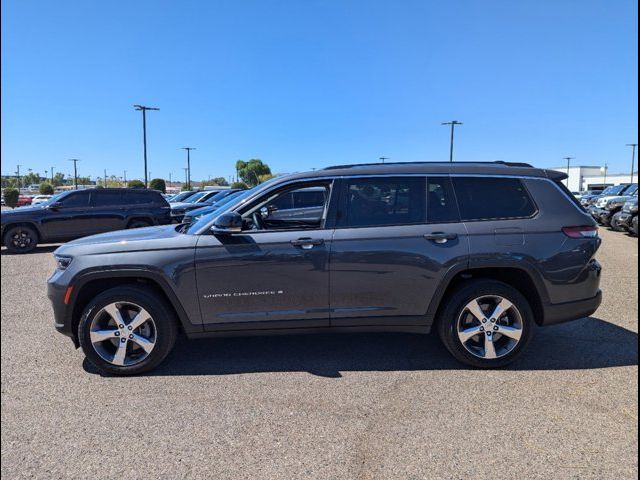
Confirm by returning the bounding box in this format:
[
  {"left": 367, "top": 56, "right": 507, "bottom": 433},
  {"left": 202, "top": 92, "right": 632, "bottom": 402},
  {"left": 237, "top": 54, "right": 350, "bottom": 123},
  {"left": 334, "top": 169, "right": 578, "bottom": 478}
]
[
  {"left": 126, "top": 192, "right": 153, "bottom": 205},
  {"left": 242, "top": 182, "right": 331, "bottom": 231},
  {"left": 452, "top": 177, "right": 536, "bottom": 221},
  {"left": 339, "top": 177, "right": 426, "bottom": 228},
  {"left": 60, "top": 192, "right": 90, "bottom": 208}
]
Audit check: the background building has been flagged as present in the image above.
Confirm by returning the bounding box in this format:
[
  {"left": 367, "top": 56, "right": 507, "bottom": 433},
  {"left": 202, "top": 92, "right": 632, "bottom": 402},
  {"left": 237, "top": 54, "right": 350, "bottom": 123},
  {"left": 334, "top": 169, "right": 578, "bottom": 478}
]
[{"left": 550, "top": 165, "right": 638, "bottom": 192}]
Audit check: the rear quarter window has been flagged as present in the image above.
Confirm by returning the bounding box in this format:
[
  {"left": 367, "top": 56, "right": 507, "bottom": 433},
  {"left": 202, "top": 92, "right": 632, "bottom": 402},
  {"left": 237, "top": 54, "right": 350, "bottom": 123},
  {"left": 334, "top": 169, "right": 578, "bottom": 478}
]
[{"left": 452, "top": 177, "right": 537, "bottom": 221}]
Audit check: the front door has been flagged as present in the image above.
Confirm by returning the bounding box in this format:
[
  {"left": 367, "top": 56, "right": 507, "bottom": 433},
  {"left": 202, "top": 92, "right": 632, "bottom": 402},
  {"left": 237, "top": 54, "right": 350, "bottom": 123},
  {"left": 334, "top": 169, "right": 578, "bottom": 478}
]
[
  {"left": 329, "top": 176, "right": 469, "bottom": 326},
  {"left": 40, "top": 191, "right": 93, "bottom": 240},
  {"left": 195, "top": 180, "right": 335, "bottom": 328}
]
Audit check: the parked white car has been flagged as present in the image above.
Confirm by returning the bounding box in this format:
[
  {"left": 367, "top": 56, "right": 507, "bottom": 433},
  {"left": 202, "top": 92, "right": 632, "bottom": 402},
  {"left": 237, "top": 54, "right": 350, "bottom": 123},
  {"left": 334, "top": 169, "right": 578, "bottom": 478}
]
[{"left": 31, "top": 195, "right": 52, "bottom": 205}]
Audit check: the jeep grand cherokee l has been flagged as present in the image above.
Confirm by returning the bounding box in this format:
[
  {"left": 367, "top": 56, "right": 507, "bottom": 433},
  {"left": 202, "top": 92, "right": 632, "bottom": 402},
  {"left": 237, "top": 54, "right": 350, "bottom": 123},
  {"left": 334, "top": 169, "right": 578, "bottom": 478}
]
[
  {"left": 2, "top": 188, "right": 171, "bottom": 253},
  {"left": 47, "top": 162, "right": 602, "bottom": 375}
]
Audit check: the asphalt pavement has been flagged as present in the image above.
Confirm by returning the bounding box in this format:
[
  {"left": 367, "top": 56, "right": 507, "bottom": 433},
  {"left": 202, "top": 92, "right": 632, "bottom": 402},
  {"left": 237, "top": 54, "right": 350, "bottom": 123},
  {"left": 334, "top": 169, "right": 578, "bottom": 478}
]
[{"left": 1, "top": 228, "right": 638, "bottom": 479}]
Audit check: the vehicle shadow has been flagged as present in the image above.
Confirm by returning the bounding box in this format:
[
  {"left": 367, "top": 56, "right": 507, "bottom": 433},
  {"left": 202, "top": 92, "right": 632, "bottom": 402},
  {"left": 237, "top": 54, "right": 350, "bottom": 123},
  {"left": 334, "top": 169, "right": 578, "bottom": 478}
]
[
  {"left": 0, "top": 244, "right": 60, "bottom": 255},
  {"left": 83, "top": 316, "right": 638, "bottom": 377}
]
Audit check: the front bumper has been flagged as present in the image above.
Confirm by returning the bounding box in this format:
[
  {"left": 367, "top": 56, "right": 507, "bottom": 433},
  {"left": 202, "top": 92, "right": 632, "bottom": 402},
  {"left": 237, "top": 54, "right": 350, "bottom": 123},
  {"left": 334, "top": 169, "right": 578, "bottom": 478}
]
[
  {"left": 617, "top": 212, "right": 635, "bottom": 228},
  {"left": 47, "top": 270, "right": 78, "bottom": 347}
]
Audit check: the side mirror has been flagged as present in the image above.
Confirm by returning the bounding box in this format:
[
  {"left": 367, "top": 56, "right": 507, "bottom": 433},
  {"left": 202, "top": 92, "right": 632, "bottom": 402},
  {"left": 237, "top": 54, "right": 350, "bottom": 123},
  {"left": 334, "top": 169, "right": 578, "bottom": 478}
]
[
  {"left": 211, "top": 212, "right": 243, "bottom": 235},
  {"left": 47, "top": 201, "right": 63, "bottom": 210}
]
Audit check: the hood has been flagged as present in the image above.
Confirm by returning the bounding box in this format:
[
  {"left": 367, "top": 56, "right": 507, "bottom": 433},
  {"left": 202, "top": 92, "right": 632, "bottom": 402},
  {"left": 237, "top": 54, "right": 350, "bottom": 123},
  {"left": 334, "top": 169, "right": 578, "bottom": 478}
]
[
  {"left": 1, "top": 205, "right": 45, "bottom": 217},
  {"left": 184, "top": 204, "right": 218, "bottom": 217},
  {"left": 54, "top": 225, "right": 189, "bottom": 256},
  {"left": 169, "top": 201, "right": 195, "bottom": 209}
]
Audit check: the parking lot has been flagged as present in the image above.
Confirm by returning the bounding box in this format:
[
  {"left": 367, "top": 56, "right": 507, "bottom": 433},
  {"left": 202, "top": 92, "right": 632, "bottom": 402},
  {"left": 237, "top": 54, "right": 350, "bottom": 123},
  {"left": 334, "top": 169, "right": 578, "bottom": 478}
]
[{"left": 0, "top": 228, "right": 637, "bottom": 479}]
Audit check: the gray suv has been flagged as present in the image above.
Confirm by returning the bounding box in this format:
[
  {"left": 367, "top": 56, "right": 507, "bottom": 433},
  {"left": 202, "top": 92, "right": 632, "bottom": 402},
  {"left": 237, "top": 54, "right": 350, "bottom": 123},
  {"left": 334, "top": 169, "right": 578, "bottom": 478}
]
[{"left": 48, "top": 162, "right": 603, "bottom": 375}]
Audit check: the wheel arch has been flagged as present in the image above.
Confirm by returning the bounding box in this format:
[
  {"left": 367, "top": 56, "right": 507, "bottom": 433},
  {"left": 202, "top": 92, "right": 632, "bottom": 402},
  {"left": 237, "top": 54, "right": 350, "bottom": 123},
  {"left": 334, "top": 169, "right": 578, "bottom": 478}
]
[
  {"left": 126, "top": 216, "right": 155, "bottom": 228},
  {"left": 427, "top": 263, "right": 548, "bottom": 327},
  {"left": 2, "top": 221, "right": 43, "bottom": 243},
  {"left": 69, "top": 269, "right": 199, "bottom": 347}
]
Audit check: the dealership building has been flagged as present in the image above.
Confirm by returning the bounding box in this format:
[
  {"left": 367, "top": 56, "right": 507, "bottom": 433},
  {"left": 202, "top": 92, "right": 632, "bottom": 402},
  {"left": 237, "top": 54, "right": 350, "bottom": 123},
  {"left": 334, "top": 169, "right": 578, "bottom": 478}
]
[{"left": 550, "top": 165, "right": 638, "bottom": 192}]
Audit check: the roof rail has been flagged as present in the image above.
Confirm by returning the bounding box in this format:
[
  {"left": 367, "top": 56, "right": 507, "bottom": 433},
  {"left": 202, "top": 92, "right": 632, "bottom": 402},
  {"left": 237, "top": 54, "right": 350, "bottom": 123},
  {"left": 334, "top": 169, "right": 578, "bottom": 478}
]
[{"left": 323, "top": 161, "right": 534, "bottom": 170}]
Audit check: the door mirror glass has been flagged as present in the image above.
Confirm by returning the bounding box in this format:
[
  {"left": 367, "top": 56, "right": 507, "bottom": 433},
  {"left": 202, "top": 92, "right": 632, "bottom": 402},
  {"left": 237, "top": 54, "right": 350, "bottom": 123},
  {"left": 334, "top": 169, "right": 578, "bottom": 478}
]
[{"left": 211, "top": 212, "right": 243, "bottom": 235}]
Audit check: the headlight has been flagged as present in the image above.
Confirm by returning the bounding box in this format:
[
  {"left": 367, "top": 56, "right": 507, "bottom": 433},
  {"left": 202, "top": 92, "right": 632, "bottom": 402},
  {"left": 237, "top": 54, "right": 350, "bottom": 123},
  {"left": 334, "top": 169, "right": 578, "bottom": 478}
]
[
  {"left": 54, "top": 254, "right": 73, "bottom": 270},
  {"left": 606, "top": 201, "right": 623, "bottom": 210}
]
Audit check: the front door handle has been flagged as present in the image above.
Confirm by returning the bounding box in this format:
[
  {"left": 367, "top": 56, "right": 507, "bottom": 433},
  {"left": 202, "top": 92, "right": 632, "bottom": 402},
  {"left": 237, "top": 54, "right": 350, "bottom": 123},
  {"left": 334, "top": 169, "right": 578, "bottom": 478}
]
[
  {"left": 291, "top": 238, "right": 325, "bottom": 249},
  {"left": 424, "top": 232, "right": 458, "bottom": 244}
]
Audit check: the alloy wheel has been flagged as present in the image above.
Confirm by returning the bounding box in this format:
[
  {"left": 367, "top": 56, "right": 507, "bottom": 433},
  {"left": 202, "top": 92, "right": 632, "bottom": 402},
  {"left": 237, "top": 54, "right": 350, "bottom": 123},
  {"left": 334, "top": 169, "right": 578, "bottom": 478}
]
[
  {"left": 456, "top": 295, "right": 524, "bottom": 360},
  {"left": 11, "top": 229, "right": 34, "bottom": 250},
  {"left": 89, "top": 302, "right": 157, "bottom": 366}
]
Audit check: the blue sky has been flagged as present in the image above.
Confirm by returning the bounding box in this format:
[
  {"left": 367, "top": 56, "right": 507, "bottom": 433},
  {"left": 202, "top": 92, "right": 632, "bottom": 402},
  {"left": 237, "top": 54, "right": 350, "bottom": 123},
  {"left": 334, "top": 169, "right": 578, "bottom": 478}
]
[{"left": 2, "top": 0, "right": 638, "bottom": 182}]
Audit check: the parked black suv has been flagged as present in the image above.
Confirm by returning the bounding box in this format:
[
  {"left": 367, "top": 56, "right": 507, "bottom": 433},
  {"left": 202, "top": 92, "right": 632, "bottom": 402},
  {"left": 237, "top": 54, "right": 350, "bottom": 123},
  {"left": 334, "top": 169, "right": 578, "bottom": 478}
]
[
  {"left": 2, "top": 188, "right": 171, "bottom": 253},
  {"left": 48, "top": 162, "right": 602, "bottom": 375}
]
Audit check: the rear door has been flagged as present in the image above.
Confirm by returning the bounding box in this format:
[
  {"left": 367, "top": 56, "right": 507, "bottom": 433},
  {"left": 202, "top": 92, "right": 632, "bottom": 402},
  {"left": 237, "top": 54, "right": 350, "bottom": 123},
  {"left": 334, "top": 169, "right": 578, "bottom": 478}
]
[
  {"left": 88, "top": 190, "right": 127, "bottom": 233},
  {"left": 329, "top": 176, "right": 469, "bottom": 326}
]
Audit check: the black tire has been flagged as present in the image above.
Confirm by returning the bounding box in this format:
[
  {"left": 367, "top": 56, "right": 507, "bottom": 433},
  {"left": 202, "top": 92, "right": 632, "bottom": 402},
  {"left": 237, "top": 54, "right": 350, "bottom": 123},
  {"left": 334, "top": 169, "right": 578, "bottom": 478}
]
[
  {"left": 609, "top": 212, "right": 626, "bottom": 232},
  {"left": 600, "top": 215, "right": 611, "bottom": 227},
  {"left": 437, "top": 280, "right": 535, "bottom": 368},
  {"left": 3, "top": 225, "right": 39, "bottom": 254},
  {"left": 632, "top": 216, "right": 638, "bottom": 237},
  {"left": 127, "top": 219, "right": 152, "bottom": 229},
  {"left": 78, "top": 286, "right": 178, "bottom": 375}
]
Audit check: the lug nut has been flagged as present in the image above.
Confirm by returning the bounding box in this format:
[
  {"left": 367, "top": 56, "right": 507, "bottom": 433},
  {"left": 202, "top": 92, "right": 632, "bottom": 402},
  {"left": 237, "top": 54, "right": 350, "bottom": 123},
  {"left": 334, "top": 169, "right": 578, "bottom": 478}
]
[
  {"left": 490, "top": 318, "right": 496, "bottom": 323},
  {"left": 128, "top": 326, "right": 132, "bottom": 331},
  {"left": 482, "top": 319, "right": 487, "bottom": 323},
  {"left": 493, "top": 326, "right": 499, "bottom": 331},
  {"left": 479, "top": 326, "right": 485, "bottom": 332},
  {"left": 129, "top": 334, "right": 134, "bottom": 339},
  {"left": 119, "top": 324, "right": 124, "bottom": 329},
  {"left": 486, "top": 332, "right": 492, "bottom": 337},
  {"left": 114, "top": 331, "right": 120, "bottom": 337},
  {"left": 120, "top": 338, "right": 126, "bottom": 343}
]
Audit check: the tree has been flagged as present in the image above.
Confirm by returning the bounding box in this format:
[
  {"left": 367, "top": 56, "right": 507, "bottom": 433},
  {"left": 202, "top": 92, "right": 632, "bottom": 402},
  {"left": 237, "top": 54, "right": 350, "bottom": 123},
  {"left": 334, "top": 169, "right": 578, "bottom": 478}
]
[
  {"left": 127, "top": 179, "right": 145, "bottom": 189},
  {"left": 39, "top": 183, "right": 54, "bottom": 195},
  {"left": 23, "top": 171, "right": 41, "bottom": 187},
  {"left": 51, "top": 173, "right": 66, "bottom": 187},
  {"left": 149, "top": 178, "right": 166, "bottom": 193},
  {"left": 236, "top": 159, "right": 272, "bottom": 187},
  {"left": 230, "top": 181, "right": 250, "bottom": 190},
  {"left": 200, "top": 177, "right": 229, "bottom": 187},
  {"left": 3, "top": 188, "right": 19, "bottom": 208}
]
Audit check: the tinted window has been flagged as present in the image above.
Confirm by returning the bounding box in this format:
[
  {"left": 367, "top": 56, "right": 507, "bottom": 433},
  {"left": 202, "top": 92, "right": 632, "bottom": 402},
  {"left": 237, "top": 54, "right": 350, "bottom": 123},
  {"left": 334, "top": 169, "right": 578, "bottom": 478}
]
[
  {"left": 292, "top": 189, "right": 327, "bottom": 208},
  {"left": 453, "top": 177, "right": 536, "bottom": 221},
  {"left": 341, "top": 177, "right": 426, "bottom": 227},
  {"left": 92, "top": 190, "right": 125, "bottom": 207},
  {"left": 427, "top": 177, "right": 459, "bottom": 223},
  {"left": 125, "top": 191, "right": 153, "bottom": 205},
  {"left": 60, "top": 192, "right": 90, "bottom": 208}
]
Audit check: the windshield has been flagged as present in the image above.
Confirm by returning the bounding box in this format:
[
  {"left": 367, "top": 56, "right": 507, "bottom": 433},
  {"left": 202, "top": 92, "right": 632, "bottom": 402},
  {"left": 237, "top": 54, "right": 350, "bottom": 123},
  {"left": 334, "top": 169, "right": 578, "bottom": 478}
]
[
  {"left": 170, "top": 191, "right": 197, "bottom": 203},
  {"left": 182, "top": 191, "right": 209, "bottom": 203},
  {"left": 602, "top": 185, "right": 627, "bottom": 196},
  {"left": 185, "top": 181, "right": 280, "bottom": 234},
  {"left": 625, "top": 185, "right": 638, "bottom": 196},
  {"left": 37, "top": 191, "right": 70, "bottom": 207}
]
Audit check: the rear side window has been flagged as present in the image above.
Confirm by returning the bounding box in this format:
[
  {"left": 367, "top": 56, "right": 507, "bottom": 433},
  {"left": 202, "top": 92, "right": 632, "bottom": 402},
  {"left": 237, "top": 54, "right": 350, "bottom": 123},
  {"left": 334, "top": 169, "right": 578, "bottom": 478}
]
[
  {"left": 427, "top": 177, "right": 459, "bottom": 223},
  {"left": 125, "top": 191, "right": 154, "bottom": 205},
  {"left": 340, "top": 177, "right": 426, "bottom": 227},
  {"left": 92, "top": 190, "right": 125, "bottom": 207},
  {"left": 452, "top": 177, "right": 536, "bottom": 221}
]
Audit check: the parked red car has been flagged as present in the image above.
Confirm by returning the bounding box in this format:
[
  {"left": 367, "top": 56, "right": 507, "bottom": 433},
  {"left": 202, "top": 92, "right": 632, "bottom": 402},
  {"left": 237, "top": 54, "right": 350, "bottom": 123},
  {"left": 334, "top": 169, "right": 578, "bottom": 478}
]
[{"left": 16, "top": 195, "right": 33, "bottom": 207}]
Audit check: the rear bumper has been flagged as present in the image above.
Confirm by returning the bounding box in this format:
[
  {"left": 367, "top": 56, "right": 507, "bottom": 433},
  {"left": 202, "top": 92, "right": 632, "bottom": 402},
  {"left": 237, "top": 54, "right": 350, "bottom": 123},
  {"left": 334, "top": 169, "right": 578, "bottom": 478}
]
[{"left": 541, "top": 290, "right": 603, "bottom": 326}]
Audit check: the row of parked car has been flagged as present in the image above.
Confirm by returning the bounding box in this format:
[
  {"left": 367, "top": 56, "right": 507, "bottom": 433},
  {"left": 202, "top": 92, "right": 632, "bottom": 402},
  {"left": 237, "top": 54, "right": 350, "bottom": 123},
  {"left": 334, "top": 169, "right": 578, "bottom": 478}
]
[
  {"left": 0, "top": 186, "right": 246, "bottom": 253},
  {"left": 576, "top": 183, "right": 638, "bottom": 236}
]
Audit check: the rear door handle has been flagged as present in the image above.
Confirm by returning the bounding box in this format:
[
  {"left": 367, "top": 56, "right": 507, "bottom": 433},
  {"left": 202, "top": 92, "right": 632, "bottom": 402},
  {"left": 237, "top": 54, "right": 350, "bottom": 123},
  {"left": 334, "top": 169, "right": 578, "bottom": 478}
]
[
  {"left": 291, "top": 238, "right": 325, "bottom": 249},
  {"left": 424, "top": 232, "right": 458, "bottom": 244}
]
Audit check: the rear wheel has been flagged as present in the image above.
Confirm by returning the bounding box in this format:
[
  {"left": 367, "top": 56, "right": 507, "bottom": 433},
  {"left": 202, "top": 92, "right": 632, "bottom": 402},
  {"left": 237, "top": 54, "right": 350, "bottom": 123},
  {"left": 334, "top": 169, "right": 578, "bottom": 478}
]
[
  {"left": 4, "top": 225, "right": 38, "bottom": 254},
  {"left": 437, "top": 280, "right": 534, "bottom": 368},
  {"left": 78, "top": 286, "right": 178, "bottom": 375}
]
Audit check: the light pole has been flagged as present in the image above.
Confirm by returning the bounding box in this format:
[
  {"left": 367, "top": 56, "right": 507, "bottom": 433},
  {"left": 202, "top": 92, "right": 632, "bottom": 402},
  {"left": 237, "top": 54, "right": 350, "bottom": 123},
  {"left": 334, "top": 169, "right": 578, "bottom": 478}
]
[
  {"left": 379, "top": 156, "right": 389, "bottom": 164},
  {"left": 627, "top": 143, "right": 638, "bottom": 184},
  {"left": 181, "top": 147, "right": 195, "bottom": 190},
  {"left": 564, "top": 157, "right": 575, "bottom": 187},
  {"left": 69, "top": 159, "right": 80, "bottom": 189},
  {"left": 169, "top": 172, "right": 172, "bottom": 187},
  {"left": 123, "top": 170, "right": 127, "bottom": 185},
  {"left": 50, "top": 167, "right": 55, "bottom": 184},
  {"left": 15, "top": 164, "right": 22, "bottom": 191},
  {"left": 133, "top": 104, "right": 160, "bottom": 187},
  {"left": 601, "top": 163, "right": 608, "bottom": 186},
  {"left": 182, "top": 167, "right": 189, "bottom": 189},
  {"left": 442, "top": 120, "right": 463, "bottom": 162}
]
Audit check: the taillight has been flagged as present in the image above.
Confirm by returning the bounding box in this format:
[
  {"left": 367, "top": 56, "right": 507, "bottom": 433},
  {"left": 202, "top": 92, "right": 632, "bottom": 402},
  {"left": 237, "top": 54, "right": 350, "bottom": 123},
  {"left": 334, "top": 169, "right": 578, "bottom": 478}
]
[{"left": 562, "top": 226, "right": 599, "bottom": 238}]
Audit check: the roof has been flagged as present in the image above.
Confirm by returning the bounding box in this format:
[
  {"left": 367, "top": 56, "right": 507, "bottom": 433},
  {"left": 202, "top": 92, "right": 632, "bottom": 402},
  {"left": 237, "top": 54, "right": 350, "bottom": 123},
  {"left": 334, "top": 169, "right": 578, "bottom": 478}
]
[{"left": 283, "top": 161, "right": 566, "bottom": 181}]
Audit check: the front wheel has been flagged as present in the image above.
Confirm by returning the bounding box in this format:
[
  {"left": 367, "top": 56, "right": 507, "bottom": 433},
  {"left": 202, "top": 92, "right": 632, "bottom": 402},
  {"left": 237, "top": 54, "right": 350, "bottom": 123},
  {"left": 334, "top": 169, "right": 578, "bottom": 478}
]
[
  {"left": 3, "top": 225, "right": 39, "bottom": 254},
  {"left": 632, "top": 216, "right": 638, "bottom": 236},
  {"left": 78, "top": 286, "right": 178, "bottom": 375},
  {"left": 437, "top": 280, "right": 535, "bottom": 368},
  {"left": 609, "top": 212, "right": 626, "bottom": 232}
]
